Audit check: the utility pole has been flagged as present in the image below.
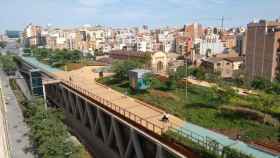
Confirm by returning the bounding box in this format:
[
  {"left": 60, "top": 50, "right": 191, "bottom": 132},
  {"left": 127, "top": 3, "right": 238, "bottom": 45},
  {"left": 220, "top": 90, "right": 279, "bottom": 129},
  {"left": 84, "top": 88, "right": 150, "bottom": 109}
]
[
  {"left": 221, "top": 16, "right": 224, "bottom": 31},
  {"left": 185, "top": 59, "right": 188, "bottom": 98}
]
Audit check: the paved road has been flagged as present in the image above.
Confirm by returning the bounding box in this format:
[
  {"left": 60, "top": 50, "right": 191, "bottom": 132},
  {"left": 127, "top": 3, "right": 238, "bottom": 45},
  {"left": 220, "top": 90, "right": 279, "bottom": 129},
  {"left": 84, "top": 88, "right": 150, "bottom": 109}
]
[{"left": 0, "top": 70, "right": 34, "bottom": 158}]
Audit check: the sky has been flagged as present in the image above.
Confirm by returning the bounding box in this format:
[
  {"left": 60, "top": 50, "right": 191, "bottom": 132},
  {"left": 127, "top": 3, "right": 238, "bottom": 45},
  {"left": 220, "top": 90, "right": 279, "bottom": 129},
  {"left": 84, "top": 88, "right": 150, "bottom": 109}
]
[{"left": 0, "top": 0, "right": 279, "bottom": 32}]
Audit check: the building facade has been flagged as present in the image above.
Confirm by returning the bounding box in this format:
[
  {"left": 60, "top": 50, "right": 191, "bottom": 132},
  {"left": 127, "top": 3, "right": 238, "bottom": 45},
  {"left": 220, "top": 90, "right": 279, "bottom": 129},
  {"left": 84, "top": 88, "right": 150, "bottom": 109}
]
[{"left": 245, "top": 20, "right": 280, "bottom": 81}]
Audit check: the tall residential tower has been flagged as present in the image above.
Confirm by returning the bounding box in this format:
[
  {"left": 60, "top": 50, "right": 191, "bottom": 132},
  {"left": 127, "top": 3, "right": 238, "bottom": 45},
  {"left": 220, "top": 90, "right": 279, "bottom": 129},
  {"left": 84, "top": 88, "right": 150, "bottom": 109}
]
[{"left": 245, "top": 20, "right": 280, "bottom": 81}]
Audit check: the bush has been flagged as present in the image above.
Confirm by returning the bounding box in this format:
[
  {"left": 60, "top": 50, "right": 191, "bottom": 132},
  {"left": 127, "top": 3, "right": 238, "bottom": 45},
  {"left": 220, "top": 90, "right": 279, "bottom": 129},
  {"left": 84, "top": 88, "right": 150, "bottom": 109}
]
[
  {"left": 165, "top": 75, "right": 177, "bottom": 90},
  {"left": 164, "top": 130, "right": 255, "bottom": 158},
  {"left": 220, "top": 106, "right": 279, "bottom": 127},
  {"left": 220, "top": 106, "right": 265, "bottom": 122},
  {"left": 0, "top": 54, "right": 17, "bottom": 75},
  {"left": 250, "top": 77, "right": 271, "bottom": 90},
  {"left": 25, "top": 100, "right": 82, "bottom": 158},
  {"left": 222, "top": 147, "right": 254, "bottom": 158},
  {"left": 266, "top": 82, "right": 280, "bottom": 95},
  {"left": 0, "top": 41, "right": 7, "bottom": 48}
]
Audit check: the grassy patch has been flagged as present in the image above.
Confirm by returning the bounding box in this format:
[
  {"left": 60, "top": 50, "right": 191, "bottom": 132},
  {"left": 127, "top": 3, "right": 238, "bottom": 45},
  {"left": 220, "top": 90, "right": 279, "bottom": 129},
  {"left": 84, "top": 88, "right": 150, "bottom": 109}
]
[{"left": 98, "top": 77, "right": 279, "bottom": 142}]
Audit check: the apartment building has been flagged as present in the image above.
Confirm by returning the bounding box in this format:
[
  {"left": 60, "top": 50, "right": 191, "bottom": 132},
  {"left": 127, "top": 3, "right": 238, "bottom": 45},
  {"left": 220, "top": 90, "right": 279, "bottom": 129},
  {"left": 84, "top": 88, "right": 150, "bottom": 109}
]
[
  {"left": 23, "top": 24, "right": 43, "bottom": 47},
  {"left": 245, "top": 19, "right": 280, "bottom": 81},
  {"left": 199, "top": 28, "right": 226, "bottom": 57}
]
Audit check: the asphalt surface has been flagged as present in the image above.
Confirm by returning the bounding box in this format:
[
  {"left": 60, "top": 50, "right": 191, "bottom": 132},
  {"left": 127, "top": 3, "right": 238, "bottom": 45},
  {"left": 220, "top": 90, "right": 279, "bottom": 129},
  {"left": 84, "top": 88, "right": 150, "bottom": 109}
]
[{"left": 0, "top": 70, "right": 34, "bottom": 158}]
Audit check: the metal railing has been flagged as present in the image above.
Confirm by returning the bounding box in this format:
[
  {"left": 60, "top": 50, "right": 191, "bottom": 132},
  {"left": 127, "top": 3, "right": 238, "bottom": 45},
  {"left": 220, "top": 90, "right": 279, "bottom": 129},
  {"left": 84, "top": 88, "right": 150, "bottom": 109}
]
[
  {"left": 45, "top": 73, "right": 223, "bottom": 152},
  {"left": 168, "top": 122, "right": 225, "bottom": 155},
  {"left": 60, "top": 79, "right": 164, "bottom": 135},
  {"left": 59, "top": 78, "right": 228, "bottom": 155}
]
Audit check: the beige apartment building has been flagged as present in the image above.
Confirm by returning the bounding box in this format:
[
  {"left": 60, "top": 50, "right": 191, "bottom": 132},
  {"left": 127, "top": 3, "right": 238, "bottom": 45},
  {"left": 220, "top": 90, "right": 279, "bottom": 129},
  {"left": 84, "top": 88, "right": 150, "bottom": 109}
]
[
  {"left": 23, "top": 24, "right": 43, "bottom": 47},
  {"left": 245, "top": 20, "right": 280, "bottom": 81}
]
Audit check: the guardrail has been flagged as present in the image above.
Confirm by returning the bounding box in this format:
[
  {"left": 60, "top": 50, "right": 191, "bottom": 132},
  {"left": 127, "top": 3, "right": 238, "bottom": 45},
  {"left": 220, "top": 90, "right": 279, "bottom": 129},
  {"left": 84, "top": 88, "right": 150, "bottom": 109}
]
[
  {"left": 60, "top": 79, "right": 164, "bottom": 135},
  {"left": 45, "top": 73, "right": 223, "bottom": 153},
  {"left": 168, "top": 122, "right": 224, "bottom": 155},
  {"left": 58, "top": 78, "right": 227, "bottom": 155}
]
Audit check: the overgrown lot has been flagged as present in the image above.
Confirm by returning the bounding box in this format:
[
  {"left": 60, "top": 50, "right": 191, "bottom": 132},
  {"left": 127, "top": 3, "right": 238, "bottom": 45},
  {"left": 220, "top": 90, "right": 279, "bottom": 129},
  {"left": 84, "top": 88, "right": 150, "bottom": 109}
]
[{"left": 98, "top": 77, "right": 279, "bottom": 143}]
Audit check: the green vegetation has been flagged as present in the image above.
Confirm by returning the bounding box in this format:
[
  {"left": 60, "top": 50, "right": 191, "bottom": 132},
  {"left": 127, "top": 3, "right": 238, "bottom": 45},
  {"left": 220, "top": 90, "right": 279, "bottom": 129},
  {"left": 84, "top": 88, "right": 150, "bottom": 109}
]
[
  {"left": 177, "top": 65, "right": 280, "bottom": 97},
  {"left": 0, "top": 54, "right": 17, "bottom": 75},
  {"left": 31, "top": 48, "right": 82, "bottom": 67},
  {"left": 23, "top": 48, "right": 97, "bottom": 70},
  {"left": 0, "top": 41, "right": 7, "bottom": 48},
  {"left": 164, "top": 130, "right": 254, "bottom": 158},
  {"left": 98, "top": 75, "right": 279, "bottom": 142},
  {"left": 9, "top": 79, "right": 90, "bottom": 158},
  {"left": 112, "top": 60, "right": 144, "bottom": 81}
]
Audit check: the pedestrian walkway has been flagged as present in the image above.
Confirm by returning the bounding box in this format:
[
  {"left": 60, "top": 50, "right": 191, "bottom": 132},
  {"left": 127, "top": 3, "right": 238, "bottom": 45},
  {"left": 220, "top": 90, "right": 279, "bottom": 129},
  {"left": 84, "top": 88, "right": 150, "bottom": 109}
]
[
  {"left": 180, "top": 122, "right": 279, "bottom": 158},
  {"left": 0, "top": 81, "right": 11, "bottom": 158},
  {"left": 0, "top": 70, "right": 34, "bottom": 158}
]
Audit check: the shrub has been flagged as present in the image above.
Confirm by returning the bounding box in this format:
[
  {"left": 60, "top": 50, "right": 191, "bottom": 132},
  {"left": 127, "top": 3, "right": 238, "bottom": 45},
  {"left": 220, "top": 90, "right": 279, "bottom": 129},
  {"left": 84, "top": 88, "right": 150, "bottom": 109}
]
[
  {"left": 222, "top": 147, "right": 254, "bottom": 158},
  {"left": 220, "top": 106, "right": 265, "bottom": 121},
  {"left": 220, "top": 106, "right": 279, "bottom": 127},
  {"left": 250, "top": 77, "right": 271, "bottom": 90},
  {"left": 165, "top": 75, "right": 177, "bottom": 90},
  {"left": 164, "top": 130, "right": 255, "bottom": 158}
]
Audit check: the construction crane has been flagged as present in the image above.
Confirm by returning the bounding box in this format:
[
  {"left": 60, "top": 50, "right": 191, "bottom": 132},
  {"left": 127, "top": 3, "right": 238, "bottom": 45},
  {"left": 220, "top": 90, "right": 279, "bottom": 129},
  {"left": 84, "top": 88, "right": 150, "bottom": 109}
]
[{"left": 192, "top": 16, "right": 232, "bottom": 30}]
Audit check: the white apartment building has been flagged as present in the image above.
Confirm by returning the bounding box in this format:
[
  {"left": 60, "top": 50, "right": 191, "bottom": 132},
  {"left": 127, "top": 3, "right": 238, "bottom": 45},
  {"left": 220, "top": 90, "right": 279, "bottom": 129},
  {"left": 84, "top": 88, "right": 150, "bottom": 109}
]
[
  {"left": 136, "top": 34, "right": 153, "bottom": 52},
  {"left": 199, "top": 28, "right": 225, "bottom": 57}
]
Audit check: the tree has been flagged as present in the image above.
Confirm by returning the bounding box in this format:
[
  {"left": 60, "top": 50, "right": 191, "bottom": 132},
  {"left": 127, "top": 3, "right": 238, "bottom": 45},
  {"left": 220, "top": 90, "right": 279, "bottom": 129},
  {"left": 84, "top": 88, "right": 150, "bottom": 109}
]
[
  {"left": 266, "top": 82, "right": 280, "bottom": 95},
  {"left": 188, "top": 67, "right": 206, "bottom": 80},
  {"left": 250, "top": 77, "right": 271, "bottom": 90},
  {"left": 23, "top": 48, "right": 32, "bottom": 56},
  {"left": 0, "top": 55, "right": 17, "bottom": 75},
  {"left": 112, "top": 60, "right": 143, "bottom": 81},
  {"left": 174, "top": 65, "right": 187, "bottom": 80},
  {"left": 174, "top": 66, "right": 206, "bottom": 81},
  {"left": 0, "top": 41, "right": 7, "bottom": 48},
  {"left": 85, "top": 53, "right": 95, "bottom": 60},
  {"left": 165, "top": 75, "right": 177, "bottom": 90},
  {"left": 69, "top": 50, "right": 82, "bottom": 63}
]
